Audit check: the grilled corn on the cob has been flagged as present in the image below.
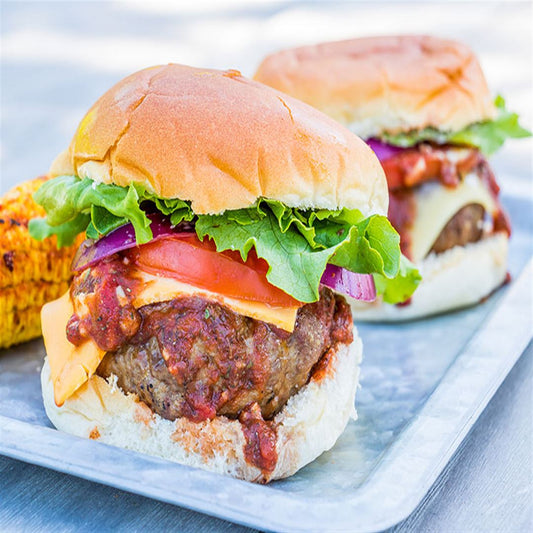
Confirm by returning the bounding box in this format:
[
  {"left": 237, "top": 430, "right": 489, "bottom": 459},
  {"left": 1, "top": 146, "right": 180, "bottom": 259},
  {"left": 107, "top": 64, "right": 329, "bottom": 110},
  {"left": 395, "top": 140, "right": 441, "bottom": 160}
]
[{"left": 0, "top": 177, "right": 82, "bottom": 349}]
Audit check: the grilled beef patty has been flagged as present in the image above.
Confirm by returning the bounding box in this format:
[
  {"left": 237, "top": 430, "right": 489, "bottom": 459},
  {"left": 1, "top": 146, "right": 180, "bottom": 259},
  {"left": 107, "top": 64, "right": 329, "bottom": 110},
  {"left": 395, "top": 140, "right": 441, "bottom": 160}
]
[
  {"left": 430, "top": 203, "right": 485, "bottom": 255},
  {"left": 96, "top": 287, "right": 353, "bottom": 422}
]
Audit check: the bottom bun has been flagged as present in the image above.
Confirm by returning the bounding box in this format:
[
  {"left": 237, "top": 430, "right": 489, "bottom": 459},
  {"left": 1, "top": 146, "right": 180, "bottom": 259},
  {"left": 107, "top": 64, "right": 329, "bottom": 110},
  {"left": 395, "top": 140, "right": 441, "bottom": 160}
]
[
  {"left": 351, "top": 233, "right": 508, "bottom": 322},
  {"left": 41, "top": 331, "right": 362, "bottom": 483}
]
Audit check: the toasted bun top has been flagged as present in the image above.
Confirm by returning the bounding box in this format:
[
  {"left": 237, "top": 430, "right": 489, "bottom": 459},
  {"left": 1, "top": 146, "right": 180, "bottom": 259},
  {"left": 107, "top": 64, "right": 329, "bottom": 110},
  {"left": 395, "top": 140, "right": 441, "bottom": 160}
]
[
  {"left": 254, "top": 35, "right": 495, "bottom": 139},
  {"left": 51, "top": 64, "right": 387, "bottom": 216}
]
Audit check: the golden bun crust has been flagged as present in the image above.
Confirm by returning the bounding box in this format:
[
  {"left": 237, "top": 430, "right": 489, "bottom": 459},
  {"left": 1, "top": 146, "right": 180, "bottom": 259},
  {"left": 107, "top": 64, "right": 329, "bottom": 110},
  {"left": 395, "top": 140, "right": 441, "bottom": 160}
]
[
  {"left": 41, "top": 333, "right": 362, "bottom": 483},
  {"left": 51, "top": 64, "right": 387, "bottom": 216},
  {"left": 254, "top": 35, "right": 495, "bottom": 138}
]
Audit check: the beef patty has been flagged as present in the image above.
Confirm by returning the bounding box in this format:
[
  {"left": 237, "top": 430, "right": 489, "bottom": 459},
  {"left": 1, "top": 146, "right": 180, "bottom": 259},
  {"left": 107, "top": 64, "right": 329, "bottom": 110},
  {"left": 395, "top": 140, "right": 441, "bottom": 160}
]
[
  {"left": 430, "top": 203, "right": 485, "bottom": 255},
  {"left": 97, "top": 287, "right": 353, "bottom": 423}
]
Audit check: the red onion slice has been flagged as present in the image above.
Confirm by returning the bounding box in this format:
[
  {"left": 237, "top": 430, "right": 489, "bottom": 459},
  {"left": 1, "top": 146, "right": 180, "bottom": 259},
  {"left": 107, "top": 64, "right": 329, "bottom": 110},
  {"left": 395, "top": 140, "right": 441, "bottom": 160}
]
[
  {"left": 320, "top": 264, "right": 376, "bottom": 302},
  {"left": 366, "top": 138, "right": 404, "bottom": 162},
  {"left": 72, "top": 213, "right": 192, "bottom": 272}
]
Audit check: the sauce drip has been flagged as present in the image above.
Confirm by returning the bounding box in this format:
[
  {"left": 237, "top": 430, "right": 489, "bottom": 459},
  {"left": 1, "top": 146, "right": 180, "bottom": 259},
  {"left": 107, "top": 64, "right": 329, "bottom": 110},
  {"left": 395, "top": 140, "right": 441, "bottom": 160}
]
[
  {"left": 240, "top": 402, "right": 278, "bottom": 475},
  {"left": 67, "top": 257, "right": 141, "bottom": 351}
]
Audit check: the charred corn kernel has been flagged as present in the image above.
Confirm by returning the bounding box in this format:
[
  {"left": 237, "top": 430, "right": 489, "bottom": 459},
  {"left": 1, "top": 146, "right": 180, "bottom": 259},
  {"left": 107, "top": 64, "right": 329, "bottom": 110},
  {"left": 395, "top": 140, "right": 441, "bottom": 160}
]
[{"left": 0, "top": 177, "right": 83, "bottom": 349}]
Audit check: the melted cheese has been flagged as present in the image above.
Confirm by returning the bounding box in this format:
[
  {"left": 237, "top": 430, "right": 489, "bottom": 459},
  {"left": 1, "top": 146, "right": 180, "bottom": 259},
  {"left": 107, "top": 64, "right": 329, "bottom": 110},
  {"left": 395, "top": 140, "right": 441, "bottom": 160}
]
[
  {"left": 410, "top": 173, "right": 497, "bottom": 262},
  {"left": 43, "top": 274, "right": 301, "bottom": 406},
  {"left": 133, "top": 271, "right": 300, "bottom": 332},
  {"left": 41, "top": 292, "right": 105, "bottom": 407}
]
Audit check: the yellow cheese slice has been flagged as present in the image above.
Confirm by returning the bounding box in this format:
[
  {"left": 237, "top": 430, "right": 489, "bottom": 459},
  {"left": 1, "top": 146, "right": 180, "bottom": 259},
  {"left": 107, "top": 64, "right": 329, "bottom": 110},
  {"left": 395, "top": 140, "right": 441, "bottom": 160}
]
[
  {"left": 43, "top": 274, "right": 301, "bottom": 406},
  {"left": 133, "top": 271, "right": 300, "bottom": 333},
  {"left": 41, "top": 292, "right": 105, "bottom": 407},
  {"left": 410, "top": 173, "right": 497, "bottom": 263}
]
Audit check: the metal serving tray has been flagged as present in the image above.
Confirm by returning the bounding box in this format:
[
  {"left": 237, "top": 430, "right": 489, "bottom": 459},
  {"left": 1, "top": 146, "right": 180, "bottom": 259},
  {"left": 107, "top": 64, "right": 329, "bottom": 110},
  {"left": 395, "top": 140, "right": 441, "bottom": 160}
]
[{"left": 1, "top": 197, "right": 531, "bottom": 533}]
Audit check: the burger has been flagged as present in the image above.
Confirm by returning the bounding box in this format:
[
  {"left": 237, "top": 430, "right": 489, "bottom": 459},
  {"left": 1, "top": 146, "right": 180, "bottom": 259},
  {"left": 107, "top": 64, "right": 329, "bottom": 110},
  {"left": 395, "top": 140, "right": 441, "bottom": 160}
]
[
  {"left": 254, "top": 35, "right": 530, "bottom": 320},
  {"left": 29, "top": 64, "right": 419, "bottom": 482}
]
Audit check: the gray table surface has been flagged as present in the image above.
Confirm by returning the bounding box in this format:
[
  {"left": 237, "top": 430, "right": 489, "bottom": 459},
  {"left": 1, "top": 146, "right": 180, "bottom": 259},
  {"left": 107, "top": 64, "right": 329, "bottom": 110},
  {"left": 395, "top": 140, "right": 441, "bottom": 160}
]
[{"left": 1, "top": 1, "right": 532, "bottom": 531}]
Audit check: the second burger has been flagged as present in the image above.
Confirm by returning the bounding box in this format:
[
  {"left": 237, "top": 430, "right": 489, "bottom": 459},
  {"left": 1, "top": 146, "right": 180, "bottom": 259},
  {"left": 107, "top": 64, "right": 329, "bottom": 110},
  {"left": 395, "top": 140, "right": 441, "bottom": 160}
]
[{"left": 255, "top": 35, "right": 530, "bottom": 319}]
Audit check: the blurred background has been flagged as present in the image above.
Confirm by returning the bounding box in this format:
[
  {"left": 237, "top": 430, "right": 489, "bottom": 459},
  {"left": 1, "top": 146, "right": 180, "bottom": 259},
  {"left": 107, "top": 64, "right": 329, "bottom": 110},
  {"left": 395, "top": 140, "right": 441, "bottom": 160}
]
[{"left": 1, "top": 0, "right": 532, "bottom": 193}]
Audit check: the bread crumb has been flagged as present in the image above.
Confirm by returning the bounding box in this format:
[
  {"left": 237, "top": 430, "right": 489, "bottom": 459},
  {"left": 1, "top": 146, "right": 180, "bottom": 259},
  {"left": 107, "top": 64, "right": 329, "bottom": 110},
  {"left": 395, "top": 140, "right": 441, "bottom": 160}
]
[{"left": 107, "top": 374, "right": 119, "bottom": 393}]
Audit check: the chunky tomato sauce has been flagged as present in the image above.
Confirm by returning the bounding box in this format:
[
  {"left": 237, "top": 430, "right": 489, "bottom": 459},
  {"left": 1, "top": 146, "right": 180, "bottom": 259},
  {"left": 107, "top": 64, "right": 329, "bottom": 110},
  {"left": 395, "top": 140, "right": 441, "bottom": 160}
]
[
  {"left": 476, "top": 158, "right": 511, "bottom": 236},
  {"left": 381, "top": 144, "right": 483, "bottom": 191},
  {"left": 240, "top": 402, "right": 278, "bottom": 475},
  {"left": 388, "top": 189, "right": 416, "bottom": 258},
  {"left": 67, "top": 258, "right": 141, "bottom": 351},
  {"left": 129, "top": 296, "right": 277, "bottom": 423}
]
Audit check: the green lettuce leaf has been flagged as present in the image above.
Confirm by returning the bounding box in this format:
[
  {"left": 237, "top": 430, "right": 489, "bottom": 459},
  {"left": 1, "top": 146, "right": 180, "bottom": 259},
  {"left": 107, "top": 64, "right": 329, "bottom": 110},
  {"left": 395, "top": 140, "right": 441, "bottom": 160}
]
[
  {"left": 29, "top": 213, "right": 90, "bottom": 248},
  {"left": 380, "top": 96, "right": 531, "bottom": 155},
  {"left": 373, "top": 255, "right": 420, "bottom": 305},
  {"left": 196, "top": 201, "right": 420, "bottom": 303},
  {"left": 29, "top": 176, "right": 153, "bottom": 244},
  {"left": 29, "top": 176, "right": 420, "bottom": 303}
]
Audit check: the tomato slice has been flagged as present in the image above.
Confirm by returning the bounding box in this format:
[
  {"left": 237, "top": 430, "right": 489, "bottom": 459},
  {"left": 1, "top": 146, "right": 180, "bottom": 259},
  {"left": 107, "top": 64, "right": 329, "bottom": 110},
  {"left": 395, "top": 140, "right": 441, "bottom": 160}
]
[{"left": 129, "top": 234, "right": 300, "bottom": 308}]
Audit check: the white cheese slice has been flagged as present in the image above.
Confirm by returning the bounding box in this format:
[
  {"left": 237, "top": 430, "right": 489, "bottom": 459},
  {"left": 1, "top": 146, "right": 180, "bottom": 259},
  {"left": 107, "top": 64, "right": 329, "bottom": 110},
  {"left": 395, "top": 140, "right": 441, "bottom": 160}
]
[{"left": 410, "top": 173, "right": 497, "bottom": 263}]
